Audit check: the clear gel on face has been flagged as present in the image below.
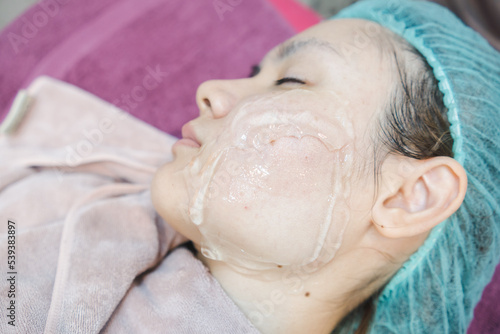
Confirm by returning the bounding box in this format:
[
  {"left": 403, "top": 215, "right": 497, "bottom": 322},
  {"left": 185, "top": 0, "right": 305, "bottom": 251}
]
[{"left": 180, "top": 90, "right": 354, "bottom": 272}]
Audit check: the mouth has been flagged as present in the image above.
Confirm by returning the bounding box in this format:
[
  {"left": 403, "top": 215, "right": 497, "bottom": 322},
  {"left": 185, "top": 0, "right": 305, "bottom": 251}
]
[{"left": 173, "top": 122, "right": 202, "bottom": 149}]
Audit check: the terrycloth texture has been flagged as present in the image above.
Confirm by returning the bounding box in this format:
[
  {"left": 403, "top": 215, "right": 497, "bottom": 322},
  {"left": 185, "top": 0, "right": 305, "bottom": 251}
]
[
  {"left": 0, "top": 76, "right": 259, "bottom": 334},
  {"left": 333, "top": 1, "right": 500, "bottom": 333},
  {"left": 102, "top": 248, "right": 258, "bottom": 334},
  {"left": 0, "top": 0, "right": 296, "bottom": 138}
]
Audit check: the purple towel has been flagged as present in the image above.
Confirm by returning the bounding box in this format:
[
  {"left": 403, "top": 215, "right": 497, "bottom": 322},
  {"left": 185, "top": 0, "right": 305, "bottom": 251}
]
[
  {"left": 0, "top": 0, "right": 295, "bottom": 138},
  {"left": 469, "top": 264, "right": 500, "bottom": 333}
]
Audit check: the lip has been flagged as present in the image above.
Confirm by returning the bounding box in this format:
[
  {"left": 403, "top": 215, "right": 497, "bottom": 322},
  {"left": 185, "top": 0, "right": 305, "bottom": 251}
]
[{"left": 173, "top": 122, "right": 202, "bottom": 149}]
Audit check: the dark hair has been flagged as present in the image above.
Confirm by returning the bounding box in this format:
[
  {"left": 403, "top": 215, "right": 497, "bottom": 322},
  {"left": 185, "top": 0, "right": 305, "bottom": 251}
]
[
  {"left": 350, "top": 34, "right": 454, "bottom": 334},
  {"left": 374, "top": 35, "right": 454, "bottom": 172}
]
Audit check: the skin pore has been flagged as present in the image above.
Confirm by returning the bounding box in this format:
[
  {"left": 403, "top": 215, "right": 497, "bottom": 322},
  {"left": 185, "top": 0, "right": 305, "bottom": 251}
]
[{"left": 151, "top": 19, "right": 467, "bottom": 334}]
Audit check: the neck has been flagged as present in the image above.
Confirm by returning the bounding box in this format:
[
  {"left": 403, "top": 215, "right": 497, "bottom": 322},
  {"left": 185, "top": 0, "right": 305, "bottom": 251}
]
[{"left": 196, "top": 249, "right": 349, "bottom": 334}]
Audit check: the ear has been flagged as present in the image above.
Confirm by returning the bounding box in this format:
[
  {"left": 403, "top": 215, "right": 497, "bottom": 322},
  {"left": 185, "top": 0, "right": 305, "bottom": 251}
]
[{"left": 372, "top": 156, "right": 467, "bottom": 239}]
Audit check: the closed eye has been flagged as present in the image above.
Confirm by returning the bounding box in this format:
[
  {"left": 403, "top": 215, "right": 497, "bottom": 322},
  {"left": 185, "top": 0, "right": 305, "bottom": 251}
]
[
  {"left": 249, "top": 65, "right": 261, "bottom": 78},
  {"left": 275, "top": 77, "right": 306, "bottom": 85}
]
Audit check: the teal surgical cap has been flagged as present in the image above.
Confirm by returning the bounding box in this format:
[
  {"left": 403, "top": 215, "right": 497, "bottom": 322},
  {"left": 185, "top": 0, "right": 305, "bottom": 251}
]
[{"left": 332, "top": 0, "right": 500, "bottom": 333}]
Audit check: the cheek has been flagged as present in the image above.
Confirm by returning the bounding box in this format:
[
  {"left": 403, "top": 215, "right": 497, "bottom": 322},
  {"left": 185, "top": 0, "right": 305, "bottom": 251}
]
[
  {"left": 184, "top": 90, "right": 356, "bottom": 271},
  {"left": 197, "top": 135, "right": 350, "bottom": 269}
]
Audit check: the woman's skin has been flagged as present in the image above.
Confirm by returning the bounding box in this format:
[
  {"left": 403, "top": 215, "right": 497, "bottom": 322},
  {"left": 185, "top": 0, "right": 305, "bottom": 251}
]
[{"left": 152, "top": 19, "right": 467, "bottom": 334}]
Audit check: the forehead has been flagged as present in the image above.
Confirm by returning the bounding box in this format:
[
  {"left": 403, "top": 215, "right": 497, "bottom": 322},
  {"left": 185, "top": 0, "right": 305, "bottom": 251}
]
[
  {"left": 297, "top": 19, "right": 380, "bottom": 43},
  {"left": 259, "top": 19, "right": 396, "bottom": 96},
  {"left": 265, "top": 19, "right": 387, "bottom": 62}
]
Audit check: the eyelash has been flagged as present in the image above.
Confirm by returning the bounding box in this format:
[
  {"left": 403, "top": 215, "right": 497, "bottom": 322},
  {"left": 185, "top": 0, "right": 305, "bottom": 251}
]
[
  {"left": 275, "top": 77, "right": 306, "bottom": 85},
  {"left": 248, "top": 65, "right": 306, "bottom": 86},
  {"left": 249, "top": 65, "right": 260, "bottom": 78}
]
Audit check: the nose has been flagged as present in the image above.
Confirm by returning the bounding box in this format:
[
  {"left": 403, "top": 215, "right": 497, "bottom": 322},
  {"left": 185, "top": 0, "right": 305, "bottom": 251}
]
[{"left": 196, "top": 79, "right": 244, "bottom": 118}]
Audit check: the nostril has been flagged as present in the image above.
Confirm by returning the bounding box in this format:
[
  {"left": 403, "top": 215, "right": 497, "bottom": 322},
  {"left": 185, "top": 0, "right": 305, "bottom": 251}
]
[{"left": 203, "top": 98, "right": 211, "bottom": 108}]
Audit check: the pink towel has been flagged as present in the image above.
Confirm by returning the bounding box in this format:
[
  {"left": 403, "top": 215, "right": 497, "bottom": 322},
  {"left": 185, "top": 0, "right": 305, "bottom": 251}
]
[{"left": 0, "top": 77, "right": 259, "bottom": 334}]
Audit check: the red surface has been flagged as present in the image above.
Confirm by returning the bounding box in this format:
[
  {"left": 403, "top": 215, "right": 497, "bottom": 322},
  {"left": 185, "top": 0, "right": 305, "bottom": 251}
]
[{"left": 267, "top": 0, "right": 322, "bottom": 32}]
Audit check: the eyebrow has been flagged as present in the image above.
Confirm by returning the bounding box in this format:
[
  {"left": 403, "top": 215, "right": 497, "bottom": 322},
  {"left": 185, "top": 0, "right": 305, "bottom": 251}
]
[
  {"left": 249, "top": 38, "right": 341, "bottom": 78},
  {"left": 276, "top": 38, "right": 340, "bottom": 61}
]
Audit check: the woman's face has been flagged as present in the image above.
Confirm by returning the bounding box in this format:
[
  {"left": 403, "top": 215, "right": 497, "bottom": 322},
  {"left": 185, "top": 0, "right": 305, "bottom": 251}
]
[{"left": 152, "top": 19, "right": 394, "bottom": 272}]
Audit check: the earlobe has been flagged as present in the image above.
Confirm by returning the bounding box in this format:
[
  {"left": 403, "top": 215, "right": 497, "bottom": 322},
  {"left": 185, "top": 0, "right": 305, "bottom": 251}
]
[{"left": 372, "top": 156, "right": 467, "bottom": 239}]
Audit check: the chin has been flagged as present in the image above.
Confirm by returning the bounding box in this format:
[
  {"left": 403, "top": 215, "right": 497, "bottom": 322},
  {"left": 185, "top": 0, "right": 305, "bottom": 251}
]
[{"left": 151, "top": 162, "right": 203, "bottom": 243}]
